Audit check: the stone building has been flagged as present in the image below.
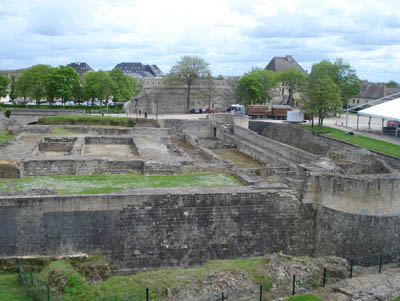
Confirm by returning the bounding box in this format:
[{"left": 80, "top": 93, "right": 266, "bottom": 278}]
[
  {"left": 350, "top": 81, "right": 400, "bottom": 107},
  {"left": 67, "top": 62, "right": 94, "bottom": 75},
  {"left": 114, "top": 63, "right": 163, "bottom": 78},
  {"left": 265, "top": 55, "right": 307, "bottom": 74}
]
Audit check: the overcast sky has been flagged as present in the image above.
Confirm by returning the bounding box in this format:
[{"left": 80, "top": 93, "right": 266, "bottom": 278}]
[{"left": 1, "top": 0, "right": 399, "bottom": 82}]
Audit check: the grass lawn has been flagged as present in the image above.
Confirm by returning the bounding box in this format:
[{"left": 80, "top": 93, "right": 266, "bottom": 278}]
[
  {"left": 50, "top": 128, "right": 80, "bottom": 135},
  {"left": 287, "top": 294, "right": 322, "bottom": 301},
  {"left": 37, "top": 115, "right": 157, "bottom": 127},
  {"left": 0, "top": 130, "right": 13, "bottom": 144},
  {"left": 213, "top": 149, "right": 263, "bottom": 167},
  {"left": 0, "top": 273, "right": 33, "bottom": 300},
  {"left": 34, "top": 257, "right": 271, "bottom": 300},
  {"left": 301, "top": 125, "right": 400, "bottom": 157},
  {"left": 0, "top": 172, "right": 243, "bottom": 194}
]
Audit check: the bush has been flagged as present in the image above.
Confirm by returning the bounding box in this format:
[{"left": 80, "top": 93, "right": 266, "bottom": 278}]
[{"left": 4, "top": 110, "right": 11, "bottom": 118}]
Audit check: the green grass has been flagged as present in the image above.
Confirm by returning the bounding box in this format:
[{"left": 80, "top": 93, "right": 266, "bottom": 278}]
[
  {"left": 0, "top": 130, "right": 13, "bottom": 144},
  {"left": 393, "top": 297, "right": 400, "bottom": 301},
  {"left": 36, "top": 257, "right": 271, "bottom": 300},
  {"left": 1, "top": 172, "right": 243, "bottom": 195},
  {"left": 37, "top": 115, "right": 157, "bottom": 127},
  {"left": 301, "top": 125, "right": 400, "bottom": 157},
  {"left": 0, "top": 273, "right": 33, "bottom": 300},
  {"left": 287, "top": 294, "right": 322, "bottom": 301}
]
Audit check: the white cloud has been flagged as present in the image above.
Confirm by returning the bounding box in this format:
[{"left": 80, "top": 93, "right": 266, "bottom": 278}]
[{"left": 0, "top": 0, "right": 399, "bottom": 82}]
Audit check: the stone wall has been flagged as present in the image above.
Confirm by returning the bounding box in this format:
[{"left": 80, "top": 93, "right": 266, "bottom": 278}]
[
  {"left": 303, "top": 173, "right": 400, "bottom": 215},
  {"left": 233, "top": 125, "right": 318, "bottom": 165},
  {"left": 0, "top": 187, "right": 315, "bottom": 273},
  {"left": 23, "top": 159, "right": 143, "bottom": 176}
]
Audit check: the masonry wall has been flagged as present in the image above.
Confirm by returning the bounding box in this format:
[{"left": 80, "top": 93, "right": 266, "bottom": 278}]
[{"left": 0, "top": 189, "right": 315, "bottom": 273}]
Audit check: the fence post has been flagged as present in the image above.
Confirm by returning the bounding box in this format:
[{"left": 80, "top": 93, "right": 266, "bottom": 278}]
[
  {"left": 322, "top": 267, "right": 327, "bottom": 287},
  {"left": 379, "top": 254, "right": 383, "bottom": 273},
  {"left": 146, "top": 287, "right": 149, "bottom": 301},
  {"left": 260, "top": 284, "right": 263, "bottom": 301},
  {"left": 222, "top": 292, "right": 225, "bottom": 301},
  {"left": 31, "top": 271, "right": 33, "bottom": 288},
  {"left": 350, "top": 260, "right": 353, "bottom": 278},
  {"left": 292, "top": 274, "right": 296, "bottom": 295},
  {"left": 47, "top": 285, "right": 50, "bottom": 301}
]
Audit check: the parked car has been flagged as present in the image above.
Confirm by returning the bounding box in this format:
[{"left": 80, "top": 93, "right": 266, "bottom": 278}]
[
  {"left": 199, "top": 108, "right": 206, "bottom": 113},
  {"left": 26, "top": 102, "right": 36, "bottom": 106},
  {"left": 65, "top": 101, "right": 74, "bottom": 106},
  {"left": 205, "top": 108, "right": 214, "bottom": 113},
  {"left": 189, "top": 108, "right": 201, "bottom": 114},
  {"left": 54, "top": 102, "right": 62, "bottom": 106}
]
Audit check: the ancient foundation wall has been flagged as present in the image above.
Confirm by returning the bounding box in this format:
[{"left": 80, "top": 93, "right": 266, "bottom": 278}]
[
  {"left": 0, "top": 188, "right": 315, "bottom": 273},
  {"left": 304, "top": 173, "right": 400, "bottom": 215},
  {"left": 233, "top": 125, "right": 318, "bottom": 164}
]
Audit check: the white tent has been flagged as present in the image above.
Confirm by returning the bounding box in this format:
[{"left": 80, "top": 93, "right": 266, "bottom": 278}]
[{"left": 357, "top": 97, "right": 400, "bottom": 137}]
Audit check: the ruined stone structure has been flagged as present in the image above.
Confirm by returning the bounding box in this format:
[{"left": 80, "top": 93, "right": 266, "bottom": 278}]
[
  {"left": 1, "top": 115, "right": 400, "bottom": 273},
  {"left": 124, "top": 78, "right": 237, "bottom": 114}
]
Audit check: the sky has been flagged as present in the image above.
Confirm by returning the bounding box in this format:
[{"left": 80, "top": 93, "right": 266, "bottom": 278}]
[{"left": 0, "top": 0, "right": 399, "bottom": 82}]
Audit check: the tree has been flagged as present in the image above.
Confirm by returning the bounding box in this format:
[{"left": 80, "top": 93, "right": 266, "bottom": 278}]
[
  {"left": 23, "top": 65, "right": 52, "bottom": 104},
  {"left": 84, "top": 71, "right": 113, "bottom": 104},
  {"left": 236, "top": 68, "right": 277, "bottom": 106},
  {"left": 164, "top": 55, "right": 211, "bottom": 113},
  {"left": 310, "top": 59, "right": 360, "bottom": 106},
  {"left": 54, "top": 66, "right": 79, "bottom": 104},
  {"left": 386, "top": 80, "right": 400, "bottom": 88},
  {"left": 44, "top": 67, "right": 58, "bottom": 103},
  {"left": 277, "top": 68, "right": 305, "bottom": 107},
  {"left": 15, "top": 71, "right": 31, "bottom": 102},
  {"left": 109, "top": 68, "right": 140, "bottom": 102},
  {"left": 71, "top": 75, "right": 85, "bottom": 104},
  {"left": 305, "top": 73, "right": 341, "bottom": 128},
  {"left": 9, "top": 75, "right": 17, "bottom": 102},
  {"left": 0, "top": 74, "right": 9, "bottom": 98}
]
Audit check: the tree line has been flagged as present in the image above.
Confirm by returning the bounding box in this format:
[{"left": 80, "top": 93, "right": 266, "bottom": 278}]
[
  {"left": 235, "top": 58, "right": 363, "bottom": 127},
  {"left": 0, "top": 65, "right": 140, "bottom": 105}
]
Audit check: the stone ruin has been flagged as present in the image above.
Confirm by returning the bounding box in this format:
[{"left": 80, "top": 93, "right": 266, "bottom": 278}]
[{"left": 1, "top": 113, "right": 400, "bottom": 273}]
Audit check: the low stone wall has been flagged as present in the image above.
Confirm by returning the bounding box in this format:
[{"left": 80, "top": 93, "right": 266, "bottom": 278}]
[
  {"left": 303, "top": 172, "right": 400, "bottom": 215},
  {"left": 0, "top": 187, "right": 315, "bottom": 273},
  {"left": 0, "top": 161, "right": 21, "bottom": 178},
  {"left": 23, "top": 159, "right": 143, "bottom": 176},
  {"left": 233, "top": 125, "right": 318, "bottom": 165},
  {"left": 84, "top": 137, "right": 134, "bottom": 145}
]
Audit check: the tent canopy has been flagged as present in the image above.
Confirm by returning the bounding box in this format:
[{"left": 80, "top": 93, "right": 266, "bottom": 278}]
[{"left": 358, "top": 97, "right": 400, "bottom": 122}]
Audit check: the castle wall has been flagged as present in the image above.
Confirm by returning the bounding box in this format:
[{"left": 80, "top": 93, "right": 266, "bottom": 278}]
[{"left": 0, "top": 188, "right": 315, "bottom": 273}]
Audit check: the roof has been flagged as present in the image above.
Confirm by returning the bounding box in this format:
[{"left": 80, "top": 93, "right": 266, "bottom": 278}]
[
  {"left": 67, "top": 62, "right": 94, "bottom": 75},
  {"left": 355, "top": 81, "right": 400, "bottom": 99},
  {"left": 114, "top": 62, "right": 163, "bottom": 78},
  {"left": 358, "top": 98, "right": 400, "bottom": 122},
  {"left": 265, "top": 55, "right": 306, "bottom": 74}
]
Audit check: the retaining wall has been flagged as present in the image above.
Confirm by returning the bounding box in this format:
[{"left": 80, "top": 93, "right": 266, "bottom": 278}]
[{"left": 0, "top": 188, "right": 315, "bottom": 273}]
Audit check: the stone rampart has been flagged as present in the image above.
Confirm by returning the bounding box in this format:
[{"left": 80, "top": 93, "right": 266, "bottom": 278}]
[
  {"left": 233, "top": 125, "right": 319, "bottom": 165},
  {"left": 0, "top": 187, "right": 315, "bottom": 273}
]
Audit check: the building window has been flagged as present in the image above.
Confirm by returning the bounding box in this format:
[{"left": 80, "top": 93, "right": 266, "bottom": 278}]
[
  {"left": 352, "top": 99, "right": 355, "bottom": 104},
  {"left": 357, "top": 99, "right": 359, "bottom": 104}
]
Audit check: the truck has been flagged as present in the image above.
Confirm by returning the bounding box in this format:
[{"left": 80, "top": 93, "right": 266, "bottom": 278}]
[
  {"left": 269, "top": 105, "right": 292, "bottom": 120},
  {"left": 247, "top": 105, "right": 268, "bottom": 118},
  {"left": 230, "top": 104, "right": 245, "bottom": 115}
]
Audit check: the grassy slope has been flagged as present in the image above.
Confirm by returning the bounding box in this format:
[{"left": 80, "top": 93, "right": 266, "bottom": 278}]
[
  {"left": 0, "top": 273, "right": 33, "bottom": 301},
  {"left": 287, "top": 295, "right": 322, "bottom": 301},
  {"left": 1, "top": 172, "right": 243, "bottom": 195},
  {"left": 37, "top": 257, "right": 271, "bottom": 300},
  {"left": 301, "top": 125, "right": 400, "bottom": 157},
  {"left": 0, "top": 130, "right": 13, "bottom": 144}
]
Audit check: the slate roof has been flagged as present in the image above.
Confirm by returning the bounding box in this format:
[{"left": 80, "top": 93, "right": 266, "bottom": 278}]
[
  {"left": 114, "top": 62, "right": 163, "bottom": 78},
  {"left": 356, "top": 81, "right": 400, "bottom": 99},
  {"left": 265, "top": 55, "right": 306, "bottom": 74},
  {"left": 67, "top": 62, "right": 94, "bottom": 75}
]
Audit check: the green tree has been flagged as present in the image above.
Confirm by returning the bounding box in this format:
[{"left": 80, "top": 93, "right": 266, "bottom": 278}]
[
  {"left": 9, "top": 75, "right": 17, "bottom": 102},
  {"left": 310, "top": 59, "right": 360, "bottom": 106},
  {"left": 306, "top": 74, "right": 341, "bottom": 128},
  {"left": 236, "top": 68, "right": 277, "bottom": 106},
  {"left": 54, "top": 66, "right": 79, "bottom": 104},
  {"left": 84, "top": 71, "right": 113, "bottom": 104},
  {"left": 44, "top": 67, "right": 58, "bottom": 103},
  {"left": 386, "top": 80, "right": 400, "bottom": 88},
  {"left": 14, "top": 71, "right": 31, "bottom": 102},
  {"left": 0, "top": 74, "right": 9, "bottom": 98},
  {"left": 71, "top": 75, "right": 85, "bottom": 104},
  {"left": 109, "top": 68, "right": 140, "bottom": 102},
  {"left": 277, "top": 68, "right": 305, "bottom": 107},
  {"left": 23, "top": 65, "right": 52, "bottom": 104},
  {"left": 164, "top": 55, "right": 211, "bottom": 113}
]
